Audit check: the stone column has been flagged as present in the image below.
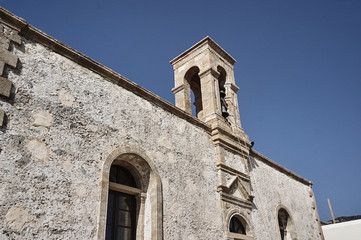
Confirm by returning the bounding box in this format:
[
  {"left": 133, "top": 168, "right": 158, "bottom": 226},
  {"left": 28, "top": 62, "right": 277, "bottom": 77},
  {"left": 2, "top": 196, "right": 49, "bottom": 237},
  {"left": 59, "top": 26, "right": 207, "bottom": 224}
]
[
  {"left": 199, "top": 68, "right": 221, "bottom": 122},
  {"left": 136, "top": 193, "right": 147, "bottom": 240},
  {"left": 172, "top": 82, "right": 192, "bottom": 115}
]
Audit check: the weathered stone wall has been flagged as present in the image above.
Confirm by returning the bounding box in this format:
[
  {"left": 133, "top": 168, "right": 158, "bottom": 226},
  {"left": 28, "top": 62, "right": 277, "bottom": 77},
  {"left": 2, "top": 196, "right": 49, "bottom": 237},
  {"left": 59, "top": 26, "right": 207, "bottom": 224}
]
[
  {"left": 0, "top": 31, "right": 223, "bottom": 239},
  {"left": 249, "top": 152, "right": 323, "bottom": 240},
  {"left": 0, "top": 9, "right": 325, "bottom": 240}
]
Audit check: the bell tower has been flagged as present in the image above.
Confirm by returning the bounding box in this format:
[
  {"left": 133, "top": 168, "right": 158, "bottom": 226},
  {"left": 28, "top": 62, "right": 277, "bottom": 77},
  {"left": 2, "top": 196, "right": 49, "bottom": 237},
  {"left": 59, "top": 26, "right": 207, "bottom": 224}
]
[
  {"left": 170, "top": 37, "right": 254, "bottom": 239},
  {"left": 170, "top": 36, "right": 244, "bottom": 135}
]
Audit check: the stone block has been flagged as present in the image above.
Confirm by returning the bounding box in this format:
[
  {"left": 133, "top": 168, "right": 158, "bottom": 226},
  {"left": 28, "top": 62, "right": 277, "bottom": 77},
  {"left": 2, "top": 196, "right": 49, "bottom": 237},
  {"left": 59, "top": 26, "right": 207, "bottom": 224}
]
[
  {"left": 0, "top": 109, "right": 4, "bottom": 127},
  {"left": 0, "top": 62, "right": 4, "bottom": 75},
  {"left": 0, "top": 76, "right": 12, "bottom": 98},
  {"left": 0, "top": 24, "right": 21, "bottom": 45},
  {"left": 0, "top": 47, "right": 18, "bottom": 68},
  {"left": 6, "top": 32, "right": 21, "bottom": 45},
  {"left": 0, "top": 33, "right": 10, "bottom": 49},
  {"left": 32, "top": 110, "right": 53, "bottom": 127}
]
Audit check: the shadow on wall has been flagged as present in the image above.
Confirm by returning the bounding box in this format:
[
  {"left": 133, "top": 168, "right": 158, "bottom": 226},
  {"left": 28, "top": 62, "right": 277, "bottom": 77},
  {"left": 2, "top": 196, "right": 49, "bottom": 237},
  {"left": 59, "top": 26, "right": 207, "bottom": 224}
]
[{"left": 248, "top": 154, "right": 259, "bottom": 172}]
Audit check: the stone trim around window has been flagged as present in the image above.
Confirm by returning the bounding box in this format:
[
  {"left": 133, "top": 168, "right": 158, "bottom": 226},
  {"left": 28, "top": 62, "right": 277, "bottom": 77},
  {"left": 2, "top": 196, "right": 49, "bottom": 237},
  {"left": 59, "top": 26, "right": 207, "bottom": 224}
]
[{"left": 97, "top": 145, "right": 163, "bottom": 240}]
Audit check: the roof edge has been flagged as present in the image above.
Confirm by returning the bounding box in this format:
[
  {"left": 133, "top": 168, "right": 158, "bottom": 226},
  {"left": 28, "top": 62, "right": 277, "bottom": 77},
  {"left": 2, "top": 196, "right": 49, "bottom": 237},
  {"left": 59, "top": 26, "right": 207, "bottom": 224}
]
[
  {"left": 250, "top": 149, "right": 313, "bottom": 186},
  {"left": 0, "top": 7, "right": 212, "bottom": 134}
]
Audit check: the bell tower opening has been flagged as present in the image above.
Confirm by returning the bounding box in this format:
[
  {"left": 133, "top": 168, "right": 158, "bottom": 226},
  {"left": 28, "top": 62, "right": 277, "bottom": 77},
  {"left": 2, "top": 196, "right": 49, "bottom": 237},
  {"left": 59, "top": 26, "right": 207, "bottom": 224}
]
[
  {"left": 217, "top": 66, "right": 229, "bottom": 118},
  {"left": 185, "top": 66, "right": 202, "bottom": 117}
]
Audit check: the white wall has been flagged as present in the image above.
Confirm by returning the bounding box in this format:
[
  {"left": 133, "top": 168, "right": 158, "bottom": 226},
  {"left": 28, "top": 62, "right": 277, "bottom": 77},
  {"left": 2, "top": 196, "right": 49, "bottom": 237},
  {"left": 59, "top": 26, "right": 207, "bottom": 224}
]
[{"left": 322, "top": 220, "right": 361, "bottom": 240}]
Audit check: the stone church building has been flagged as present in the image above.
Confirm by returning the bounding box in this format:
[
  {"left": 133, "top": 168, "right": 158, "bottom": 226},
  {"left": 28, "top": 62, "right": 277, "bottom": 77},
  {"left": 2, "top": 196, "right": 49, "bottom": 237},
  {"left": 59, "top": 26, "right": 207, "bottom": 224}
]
[{"left": 0, "top": 8, "right": 324, "bottom": 240}]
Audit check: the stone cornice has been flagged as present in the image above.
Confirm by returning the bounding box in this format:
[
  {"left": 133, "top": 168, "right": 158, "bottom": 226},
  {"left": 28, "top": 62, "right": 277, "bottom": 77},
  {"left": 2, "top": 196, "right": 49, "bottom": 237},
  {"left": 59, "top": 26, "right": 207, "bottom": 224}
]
[
  {"left": 250, "top": 150, "right": 313, "bottom": 186},
  {"left": 219, "top": 192, "right": 253, "bottom": 209},
  {"left": 216, "top": 163, "right": 250, "bottom": 182},
  {"left": 198, "top": 67, "right": 220, "bottom": 79},
  {"left": 171, "top": 84, "right": 184, "bottom": 94},
  {"left": 169, "top": 36, "right": 236, "bottom": 66},
  {"left": 226, "top": 82, "right": 240, "bottom": 93},
  {"left": 0, "top": 7, "right": 212, "bottom": 134}
]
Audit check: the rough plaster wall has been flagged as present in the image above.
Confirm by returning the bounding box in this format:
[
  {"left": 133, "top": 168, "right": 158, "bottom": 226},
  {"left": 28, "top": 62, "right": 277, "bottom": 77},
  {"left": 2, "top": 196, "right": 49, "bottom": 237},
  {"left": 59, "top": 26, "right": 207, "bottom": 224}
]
[
  {"left": 249, "top": 155, "right": 322, "bottom": 240},
  {"left": 0, "top": 37, "right": 223, "bottom": 239}
]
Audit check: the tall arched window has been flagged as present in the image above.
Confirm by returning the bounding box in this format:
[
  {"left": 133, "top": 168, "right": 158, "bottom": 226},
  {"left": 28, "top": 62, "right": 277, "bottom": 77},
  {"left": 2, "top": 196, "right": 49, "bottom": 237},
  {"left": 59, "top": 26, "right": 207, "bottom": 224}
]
[
  {"left": 106, "top": 165, "right": 141, "bottom": 240},
  {"left": 98, "top": 149, "right": 163, "bottom": 240},
  {"left": 277, "top": 208, "right": 297, "bottom": 240}
]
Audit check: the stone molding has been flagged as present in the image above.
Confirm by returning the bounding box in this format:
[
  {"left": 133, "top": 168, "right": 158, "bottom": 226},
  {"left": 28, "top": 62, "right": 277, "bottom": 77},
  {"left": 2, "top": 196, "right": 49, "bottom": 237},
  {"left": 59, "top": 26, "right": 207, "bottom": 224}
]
[
  {"left": 171, "top": 84, "right": 184, "bottom": 94},
  {"left": 220, "top": 192, "right": 253, "bottom": 209},
  {"left": 98, "top": 145, "right": 163, "bottom": 240},
  {"left": 216, "top": 163, "right": 250, "bottom": 182},
  {"left": 250, "top": 149, "right": 313, "bottom": 186},
  {"left": 226, "top": 82, "right": 240, "bottom": 93},
  {"left": 211, "top": 127, "right": 250, "bottom": 156},
  {"left": 198, "top": 67, "right": 220, "bottom": 79},
  {"left": 170, "top": 36, "right": 236, "bottom": 66}
]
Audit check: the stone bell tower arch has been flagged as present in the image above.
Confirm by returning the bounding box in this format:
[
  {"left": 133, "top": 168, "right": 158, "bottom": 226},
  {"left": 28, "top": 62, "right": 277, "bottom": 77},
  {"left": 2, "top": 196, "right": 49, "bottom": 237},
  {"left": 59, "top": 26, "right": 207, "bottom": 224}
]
[
  {"left": 170, "top": 37, "right": 254, "bottom": 239},
  {"left": 170, "top": 36, "right": 243, "bottom": 135}
]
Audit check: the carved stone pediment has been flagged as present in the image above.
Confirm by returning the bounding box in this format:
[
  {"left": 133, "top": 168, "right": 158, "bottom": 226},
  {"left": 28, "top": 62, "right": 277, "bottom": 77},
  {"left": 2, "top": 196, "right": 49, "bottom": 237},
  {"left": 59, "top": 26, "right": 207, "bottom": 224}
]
[
  {"left": 227, "top": 177, "right": 253, "bottom": 202},
  {"left": 218, "top": 176, "right": 254, "bottom": 209}
]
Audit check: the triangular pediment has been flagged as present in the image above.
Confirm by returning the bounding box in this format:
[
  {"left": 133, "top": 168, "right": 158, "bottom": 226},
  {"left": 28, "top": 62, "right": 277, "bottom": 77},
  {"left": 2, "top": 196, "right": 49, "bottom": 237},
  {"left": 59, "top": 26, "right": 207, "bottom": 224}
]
[{"left": 227, "top": 177, "right": 251, "bottom": 201}]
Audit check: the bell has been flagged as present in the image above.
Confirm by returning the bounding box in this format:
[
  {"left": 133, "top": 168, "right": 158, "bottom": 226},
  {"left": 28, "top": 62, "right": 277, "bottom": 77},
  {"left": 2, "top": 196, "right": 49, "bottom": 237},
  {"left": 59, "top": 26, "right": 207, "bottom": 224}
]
[
  {"left": 221, "top": 105, "right": 229, "bottom": 118},
  {"left": 220, "top": 88, "right": 229, "bottom": 118},
  {"left": 220, "top": 89, "right": 226, "bottom": 98}
]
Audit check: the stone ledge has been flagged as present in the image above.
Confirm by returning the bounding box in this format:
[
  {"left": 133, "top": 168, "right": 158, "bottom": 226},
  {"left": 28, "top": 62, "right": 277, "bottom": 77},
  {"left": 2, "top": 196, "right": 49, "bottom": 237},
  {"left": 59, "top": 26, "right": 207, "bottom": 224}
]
[
  {"left": 220, "top": 192, "right": 253, "bottom": 209},
  {"left": 0, "top": 76, "right": 12, "bottom": 98},
  {"left": 216, "top": 163, "right": 250, "bottom": 182}
]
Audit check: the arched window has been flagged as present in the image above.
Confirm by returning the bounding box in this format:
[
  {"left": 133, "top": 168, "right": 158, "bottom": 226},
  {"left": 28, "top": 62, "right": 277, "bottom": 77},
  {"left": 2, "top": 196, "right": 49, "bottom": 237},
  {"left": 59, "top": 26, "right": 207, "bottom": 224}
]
[
  {"left": 229, "top": 216, "right": 246, "bottom": 235},
  {"left": 228, "top": 214, "right": 253, "bottom": 240},
  {"left": 277, "top": 208, "right": 296, "bottom": 240},
  {"left": 105, "top": 165, "right": 141, "bottom": 240},
  {"left": 185, "top": 66, "right": 202, "bottom": 117},
  {"left": 98, "top": 148, "right": 163, "bottom": 240}
]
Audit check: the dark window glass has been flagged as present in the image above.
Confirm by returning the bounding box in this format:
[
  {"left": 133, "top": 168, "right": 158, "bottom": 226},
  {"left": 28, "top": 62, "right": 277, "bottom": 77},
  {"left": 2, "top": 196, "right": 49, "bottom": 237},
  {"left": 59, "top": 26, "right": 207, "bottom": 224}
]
[
  {"left": 278, "top": 209, "right": 289, "bottom": 240},
  {"left": 229, "top": 216, "right": 246, "bottom": 235},
  {"left": 106, "top": 165, "right": 137, "bottom": 240},
  {"left": 109, "top": 165, "right": 137, "bottom": 188}
]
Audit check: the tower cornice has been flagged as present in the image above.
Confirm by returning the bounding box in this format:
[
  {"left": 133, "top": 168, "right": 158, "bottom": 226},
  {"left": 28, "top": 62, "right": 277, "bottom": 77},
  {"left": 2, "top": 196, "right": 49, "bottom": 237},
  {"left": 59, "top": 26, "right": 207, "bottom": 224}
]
[{"left": 170, "top": 36, "right": 236, "bottom": 66}]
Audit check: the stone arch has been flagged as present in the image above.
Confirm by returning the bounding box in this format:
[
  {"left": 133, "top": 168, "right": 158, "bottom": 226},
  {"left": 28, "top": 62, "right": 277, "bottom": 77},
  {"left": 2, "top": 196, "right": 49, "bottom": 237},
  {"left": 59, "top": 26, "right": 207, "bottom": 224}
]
[
  {"left": 217, "top": 65, "right": 227, "bottom": 87},
  {"left": 97, "top": 146, "right": 163, "bottom": 240},
  {"left": 184, "top": 66, "right": 202, "bottom": 117},
  {"left": 275, "top": 205, "right": 297, "bottom": 240},
  {"left": 225, "top": 208, "right": 253, "bottom": 239}
]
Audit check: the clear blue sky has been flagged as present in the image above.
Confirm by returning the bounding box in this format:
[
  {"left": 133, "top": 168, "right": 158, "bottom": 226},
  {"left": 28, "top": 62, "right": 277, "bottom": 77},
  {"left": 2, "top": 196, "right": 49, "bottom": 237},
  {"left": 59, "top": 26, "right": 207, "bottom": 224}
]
[{"left": 2, "top": 0, "right": 361, "bottom": 221}]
